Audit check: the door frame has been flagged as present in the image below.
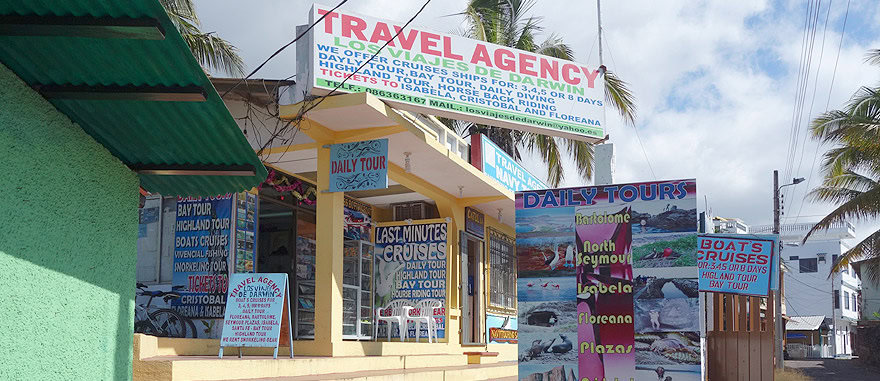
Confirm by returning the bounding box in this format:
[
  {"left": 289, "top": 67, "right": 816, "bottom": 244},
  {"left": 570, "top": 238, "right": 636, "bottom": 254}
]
[{"left": 460, "top": 230, "right": 485, "bottom": 345}]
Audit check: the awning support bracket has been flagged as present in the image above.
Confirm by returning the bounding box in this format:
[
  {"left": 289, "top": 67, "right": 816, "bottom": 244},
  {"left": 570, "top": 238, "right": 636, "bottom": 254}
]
[
  {"left": 35, "top": 84, "right": 207, "bottom": 102},
  {"left": 0, "top": 15, "right": 165, "bottom": 40},
  {"left": 131, "top": 164, "right": 257, "bottom": 177}
]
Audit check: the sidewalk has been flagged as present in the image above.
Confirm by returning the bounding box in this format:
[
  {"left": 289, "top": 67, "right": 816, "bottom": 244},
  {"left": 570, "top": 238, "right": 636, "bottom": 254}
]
[{"left": 785, "top": 358, "right": 878, "bottom": 380}]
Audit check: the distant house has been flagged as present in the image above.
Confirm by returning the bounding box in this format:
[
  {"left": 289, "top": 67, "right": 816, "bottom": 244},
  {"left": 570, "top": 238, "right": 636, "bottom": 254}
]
[{"left": 752, "top": 221, "right": 861, "bottom": 357}]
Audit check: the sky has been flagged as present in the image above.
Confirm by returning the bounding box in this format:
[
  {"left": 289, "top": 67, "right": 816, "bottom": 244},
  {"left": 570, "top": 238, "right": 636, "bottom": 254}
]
[{"left": 193, "top": 0, "right": 880, "bottom": 243}]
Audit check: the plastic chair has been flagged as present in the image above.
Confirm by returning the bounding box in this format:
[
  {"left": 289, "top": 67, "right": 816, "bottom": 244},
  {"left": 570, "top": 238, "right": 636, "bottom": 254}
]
[
  {"left": 406, "top": 299, "right": 442, "bottom": 343},
  {"left": 375, "top": 300, "right": 410, "bottom": 341}
]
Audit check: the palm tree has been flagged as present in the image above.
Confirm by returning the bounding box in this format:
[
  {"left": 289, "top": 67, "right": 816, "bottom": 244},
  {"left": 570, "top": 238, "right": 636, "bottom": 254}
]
[
  {"left": 453, "top": 0, "right": 636, "bottom": 186},
  {"left": 161, "top": 0, "right": 245, "bottom": 76},
  {"left": 803, "top": 49, "right": 880, "bottom": 283}
]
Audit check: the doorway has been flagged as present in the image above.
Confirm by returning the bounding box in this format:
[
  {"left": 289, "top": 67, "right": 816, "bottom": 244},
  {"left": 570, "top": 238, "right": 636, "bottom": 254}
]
[{"left": 460, "top": 231, "right": 485, "bottom": 345}]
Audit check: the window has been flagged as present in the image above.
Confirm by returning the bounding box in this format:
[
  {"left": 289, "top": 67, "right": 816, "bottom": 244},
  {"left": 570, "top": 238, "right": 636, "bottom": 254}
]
[
  {"left": 853, "top": 293, "right": 858, "bottom": 313},
  {"left": 789, "top": 256, "right": 799, "bottom": 261},
  {"left": 817, "top": 253, "right": 826, "bottom": 264},
  {"left": 136, "top": 196, "right": 176, "bottom": 284},
  {"left": 844, "top": 291, "right": 850, "bottom": 310},
  {"left": 799, "top": 258, "right": 818, "bottom": 273},
  {"left": 834, "top": 290, "right": 840, "bottom": 309},
  {"left": 487, "top": 228, "right": 516, "bottom": 310}
]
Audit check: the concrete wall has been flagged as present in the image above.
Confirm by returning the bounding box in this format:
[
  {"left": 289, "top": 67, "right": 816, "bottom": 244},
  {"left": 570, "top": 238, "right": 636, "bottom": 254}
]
[{"left": 0, "top": 64, "right": 139, "bottom": 380}]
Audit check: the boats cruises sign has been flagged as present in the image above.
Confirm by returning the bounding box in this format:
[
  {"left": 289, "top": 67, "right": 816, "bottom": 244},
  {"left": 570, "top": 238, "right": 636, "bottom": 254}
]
[
  {"left": 696, "top": 235, "right": 777, "bottom": 297},
  {"left": 306, "top": 4, "right": 605, "bottom": 142}
]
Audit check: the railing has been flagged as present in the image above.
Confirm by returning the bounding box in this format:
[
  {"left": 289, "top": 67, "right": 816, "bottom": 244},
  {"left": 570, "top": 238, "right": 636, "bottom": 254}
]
[
  {"left": 395, "top": 110, "right": 469, "bottom": 162},
  {"left": 749, "top": 221, "right": 855, "bottom": 237}
]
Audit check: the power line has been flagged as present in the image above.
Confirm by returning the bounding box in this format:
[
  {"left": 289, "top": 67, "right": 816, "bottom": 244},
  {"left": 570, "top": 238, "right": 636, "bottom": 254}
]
[
  {"left": 294, "top": 0, "right": 432, "bottom": 120},
  {"left": 783, "top": 0, "right": 822, "bottom": 203},
  {"left": 221, "top": 0, "right": 350, "bottom": 98},
  {"left": 793, "top": 0, "right": 852, "bottom": 225},
  {"left": 789, "top": 0, "right": 834, "bottom": 223},
  {"left": 602, "top": 31, "right": 656, "bottom": 180},
  {"left": 262, "top": 0, "right": 432, "bottom": 159}
]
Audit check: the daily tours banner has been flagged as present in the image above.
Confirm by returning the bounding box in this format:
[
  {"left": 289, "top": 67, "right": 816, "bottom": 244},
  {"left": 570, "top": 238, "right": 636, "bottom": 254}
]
[
  {"left": 516, "top": 179, "right": 702, "bottom": 381},
  {"left": 305, "top": 4, "right": 605, "bottom": 142},
  {"left": 374, "top": 220, "right": 448, "bottom": 339}
]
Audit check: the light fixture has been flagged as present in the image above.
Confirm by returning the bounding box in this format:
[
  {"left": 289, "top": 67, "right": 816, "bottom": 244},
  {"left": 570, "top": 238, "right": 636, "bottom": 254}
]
[
  {"left": 497, "top": 208, "right": 503, "bottom": 223},
  {"left": 404, "top": 152, "right": 412, "bottom": 173},
  {"left": 458, "top": 186, "right": 464, "bottom": 198},
  {"left": 405, "top": 218, "right": 413, "bottom": 225}
]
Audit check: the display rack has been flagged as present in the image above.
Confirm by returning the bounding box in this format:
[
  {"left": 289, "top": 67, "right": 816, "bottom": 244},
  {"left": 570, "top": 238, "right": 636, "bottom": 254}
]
[
  {"left": 343, "top": 239, "right": 374, "bottom": 340},
  {"left": 294, "top": 236, "right": 316, "bottom": 339}
]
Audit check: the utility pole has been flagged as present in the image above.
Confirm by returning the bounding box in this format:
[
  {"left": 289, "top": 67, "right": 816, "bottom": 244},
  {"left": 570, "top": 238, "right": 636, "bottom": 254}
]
[
  {"left": 597, "top": 0, "right": 604, "bottom": 67},
  {"left": 593, "top": 0, "right": 615, "bottom": 186},
  {"left": 773, "top": 170, "right": 783, "bottom": 369}
]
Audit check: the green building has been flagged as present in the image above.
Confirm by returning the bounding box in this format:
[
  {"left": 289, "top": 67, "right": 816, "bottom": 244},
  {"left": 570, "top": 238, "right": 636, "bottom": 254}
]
[{"left": 0, "top": 1, "right": 266, "bottom": 379}]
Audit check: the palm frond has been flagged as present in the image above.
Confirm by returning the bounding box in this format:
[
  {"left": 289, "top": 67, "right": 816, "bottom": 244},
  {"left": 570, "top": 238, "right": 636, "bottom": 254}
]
[
  {"left": 525, "top": 133, "right": 563, "bottom": 186},
  {"left": 831, "top": 229, "right": 880, "bottom": 283},
  {"left": 803, "top": 185, "right": 880, "bottom": 242},
  {"left": 603, "top": 70, "right": 637, "bottom": 126},
  {"left": 535, "top": 34, "right": 574, "bottom": 60},
  {"left": 562, "top": 138, "right": 594, "bottom": 182},
  {"left": 181, "top": 31, "right": 246, "bottom": 77},
  {"left": 866, "top": 49, "right": 880, "bottom": 66}
]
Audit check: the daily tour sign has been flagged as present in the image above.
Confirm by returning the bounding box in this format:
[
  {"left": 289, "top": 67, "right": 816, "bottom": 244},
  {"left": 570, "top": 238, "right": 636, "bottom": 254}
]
[
  {"left": 516, "top": 179, "right": 703, "bottom": 381},
  {"left": 697, "top": 235, "right": 778, "bottom": 297},
  {"left": 328, "top": 138, "right": 389, "bottom": 192},
  {"left": 219, "top": 273, "right": 293, "bottom": 358},
  {"left": 302, "top": 4, "right": 606, "bottom": 142}
]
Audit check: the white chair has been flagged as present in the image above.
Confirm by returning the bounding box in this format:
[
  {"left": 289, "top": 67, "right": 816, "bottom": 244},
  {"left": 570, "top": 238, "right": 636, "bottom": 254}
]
[
  {"left": 406, "top": 299, "right": 442, "bottom": 343},
  {"left": 375, "top": 300, "right": 409, "bottom": 342}
]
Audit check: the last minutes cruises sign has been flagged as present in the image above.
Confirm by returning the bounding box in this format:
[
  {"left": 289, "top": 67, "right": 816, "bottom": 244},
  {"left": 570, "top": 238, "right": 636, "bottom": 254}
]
[{"left": 303, "top": 4, "right": 606, "bottom": 142}]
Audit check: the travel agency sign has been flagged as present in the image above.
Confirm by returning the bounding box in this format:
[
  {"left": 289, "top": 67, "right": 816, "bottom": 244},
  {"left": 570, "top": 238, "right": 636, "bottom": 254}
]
[{"left": 301, "top": 4, "right": 606, "bottom": 142}]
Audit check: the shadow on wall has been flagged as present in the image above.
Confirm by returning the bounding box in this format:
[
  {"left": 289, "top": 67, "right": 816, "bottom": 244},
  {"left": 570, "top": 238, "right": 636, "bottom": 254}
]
[{"left": 0, "top": 63, "right": 139, "bottom": 380}]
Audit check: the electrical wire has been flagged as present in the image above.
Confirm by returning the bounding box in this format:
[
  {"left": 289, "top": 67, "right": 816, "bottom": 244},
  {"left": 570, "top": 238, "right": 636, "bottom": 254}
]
[
  {"left": 260, "top": 0, "right": 432, "bottom": 162},
  {"left": 793, "top": 0, "right": 852, "bottom": 225},
  {"left": 602, "top": 31, "right": 656, "bottom": 180},
  {"left": 221, "top": 0, "right": 350, "bottom": 98},
  {"left": 783, "top": 0, "right": 822, "bottom": 205},
  {"left": 293, "top": 0, "right": 432, "bottom": 121}
]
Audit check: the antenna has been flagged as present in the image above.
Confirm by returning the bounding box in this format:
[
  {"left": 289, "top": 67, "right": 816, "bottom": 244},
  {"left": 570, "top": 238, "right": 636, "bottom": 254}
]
[{"left": 597, "top": 0, "right": 604, "bottom": 68}]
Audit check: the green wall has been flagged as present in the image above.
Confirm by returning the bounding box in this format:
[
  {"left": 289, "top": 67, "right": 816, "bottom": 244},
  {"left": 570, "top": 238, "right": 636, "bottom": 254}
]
[{"left": 0, "top": 63, "right": 139, "bottom": 380}]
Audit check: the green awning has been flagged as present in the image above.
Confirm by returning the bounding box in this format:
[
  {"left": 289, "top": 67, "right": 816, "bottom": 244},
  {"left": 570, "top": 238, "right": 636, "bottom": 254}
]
[{"left": 0, "top": 0, "right": 267, "bottom": 196}]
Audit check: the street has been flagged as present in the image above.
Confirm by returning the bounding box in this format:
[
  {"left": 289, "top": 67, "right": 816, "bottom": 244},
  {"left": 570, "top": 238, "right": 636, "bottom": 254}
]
[{"left": 785, "top": 359, "right": 879, "bottom": 380}]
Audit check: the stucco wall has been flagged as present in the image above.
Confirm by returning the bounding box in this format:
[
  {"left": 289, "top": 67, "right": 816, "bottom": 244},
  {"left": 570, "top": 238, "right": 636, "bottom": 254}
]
[{"left": 0, "top": 63, "right": 139, "bottom": 380}]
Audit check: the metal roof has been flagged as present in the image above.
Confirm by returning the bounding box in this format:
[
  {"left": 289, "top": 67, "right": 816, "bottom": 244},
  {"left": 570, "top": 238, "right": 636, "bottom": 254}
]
[
  {"left": 0, "top": 0, "right": 267, "bottom": 195},
  {"left": 786, "top": 315, "right": 826, "bottom": 331}
]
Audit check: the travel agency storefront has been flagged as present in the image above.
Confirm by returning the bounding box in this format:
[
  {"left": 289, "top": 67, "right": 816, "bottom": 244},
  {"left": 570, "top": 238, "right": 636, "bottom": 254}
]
[
  {"left": 133, "top": 3, "right": 605, "bottom": 379},
  {"left": 133, "top": 91, "right": 527, "bottom": 378}
]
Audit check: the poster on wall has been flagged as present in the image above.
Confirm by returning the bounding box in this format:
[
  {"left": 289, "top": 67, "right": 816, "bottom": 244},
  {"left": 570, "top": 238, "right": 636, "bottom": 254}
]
[
  {"left": 234, "top": 192, "right": 257, "bottom": 273},
  {"left": 374, "top": 221, "right": 448, "bottom": 339},
  {"left": 487, "top": 313, "right": 518, "bottom": 344},
  {"left": 516, "top": 179, "right": 701, "bottom": 381},
  {"left": 219, "top": 273, "right": 292, "bottom": 357},
  {"left": 697, "top": 234, "right": 777, "bottom": 296},
  {"left": 329, "top": 138, "right": 388, "bottom": 192},
  {"left": 171, "top": 195, "right": 233, "bottom": 335},
  {"left": 301, "top": 5, "right": 605, "bottom": 142}
]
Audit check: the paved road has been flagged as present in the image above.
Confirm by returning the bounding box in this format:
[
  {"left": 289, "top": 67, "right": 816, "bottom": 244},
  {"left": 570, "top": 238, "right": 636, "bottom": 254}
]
[{"left": 786, "top": 358, "right": 879, "bottom": 380}]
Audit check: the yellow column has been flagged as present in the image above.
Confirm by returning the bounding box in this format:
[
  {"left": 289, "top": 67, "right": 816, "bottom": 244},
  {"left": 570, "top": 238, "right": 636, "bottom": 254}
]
[{"left": 314, "top": 144, "right": 345, "bottom": 355}]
